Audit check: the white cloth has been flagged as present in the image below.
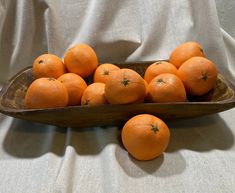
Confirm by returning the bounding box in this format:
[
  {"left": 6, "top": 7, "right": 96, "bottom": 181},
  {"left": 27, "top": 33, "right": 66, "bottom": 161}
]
[{"left": 0, "top": 0, "right": 235, "bottom": 193}]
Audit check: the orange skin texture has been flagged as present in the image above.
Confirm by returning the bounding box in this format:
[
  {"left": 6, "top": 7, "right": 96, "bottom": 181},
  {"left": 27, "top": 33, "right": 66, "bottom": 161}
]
[
  {"left": 144, "top": 61, "right": 178, "bottom": 83},
  {"left": 93, "top": 63, "right": 120, "bottom": 83},
  {"left": 25, "top": 78, "right": 68, "bottom": 109},
  {"left": 64, "top": 43, "right": 98, "bottom": 78},
  {"left": 169, "top": 41, "right": 205, "bottom": 68},
  {"left": 147, "top": 73, "right": 187, "bottom": 103},
  {"left": 177, "top": 56, "right": 218, "bottom": 96},
  {"left": 121, "top": 114, "right": 170, "bottom": 161},
  {"left": 32, "top": 54, "right": 66, "bottom": 79},
  {"left": 58, "top": 73, "right": 87, "bottom": 106},
  {"left": 81, "top": 83, "right": 108, "bottom": 106},
  {"left": 105, "top": 68, "right": 146, "bottom": 104}
]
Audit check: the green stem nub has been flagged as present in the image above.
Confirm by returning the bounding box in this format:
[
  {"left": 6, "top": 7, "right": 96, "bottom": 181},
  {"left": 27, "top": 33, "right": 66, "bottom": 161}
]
[
  {"left": 48, "top": 77, "right": 56, "bottom": 81},
  {"left": 157, "top": 78, "right": 165, "bottom": 84},
  {"left": 103, "top": 70, "right": 109, "bottom": 75},
  {"left": 151, "top": 124, "right": 159, "bottom": 134},
  {"left": 155, "top": 61, "right": 162, "bottom": 65},
  {"left": 201, "top": 73, "right": 208, "bottom": 81},
  {"left": 122, "top": 78, "right": 130, "bottom": 87},
  {"left": 84, "top": 99, "right": 90, "bottom": 105}
]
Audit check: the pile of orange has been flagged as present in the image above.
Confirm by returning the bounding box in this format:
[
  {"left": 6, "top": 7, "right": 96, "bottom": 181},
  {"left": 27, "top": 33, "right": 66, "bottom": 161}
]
[{"left": 25, "top": 41, "right": 218, "bottom": 161}]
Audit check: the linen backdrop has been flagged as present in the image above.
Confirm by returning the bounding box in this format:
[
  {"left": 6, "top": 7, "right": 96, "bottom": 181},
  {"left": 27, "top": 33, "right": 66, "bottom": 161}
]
[{"left": 0, "top": 0, "right": 235, "bottom": 193}]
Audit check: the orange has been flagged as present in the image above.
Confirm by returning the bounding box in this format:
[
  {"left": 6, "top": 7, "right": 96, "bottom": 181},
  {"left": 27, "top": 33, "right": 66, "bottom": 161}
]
[
  {"left": 32, "top": 54, "right": 66, "bottom": 79},
  {"left": 64, "top": 43, "right": 98, "bottom": 78},
  {"left": 169, "top": 41, "right": 205, "bottom": 68},
  {"left": 147, "top": 73, "right": 187, "bottom": 103},
  {"left": 58, "top": 73, "right": 87, "bottom": 106},
  {"left": 177, "top": 56, "right": 218, "bottom": 96},
  {"left": 81, "top": 83, "right": 108, "bottom": 106},
  {"left": 144, "top": 61, "right": 178, "bottom": 83},
  {"left": 105, "top": 68, "right": 146, "bottom": 104},
  {"left": 25, "top": 78, "right": 68, "bottom": 108},
  {"left": 93, "top": 63, "right": 120, "bottom": 83},
  {"left": 121, "top": 114, "right": 170, "bottom": 161}
]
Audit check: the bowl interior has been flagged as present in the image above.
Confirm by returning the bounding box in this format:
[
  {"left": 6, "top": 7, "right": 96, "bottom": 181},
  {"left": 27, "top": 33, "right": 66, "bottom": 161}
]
[{"left": 1, "top": 62, "right": 234, "bottom": 110}]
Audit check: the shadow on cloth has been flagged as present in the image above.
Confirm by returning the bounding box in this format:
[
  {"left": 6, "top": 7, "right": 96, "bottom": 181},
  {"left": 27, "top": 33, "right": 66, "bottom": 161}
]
[
  {"left": 166, "top": 114, "right": 234, "bottom": 152},
  {"left": 3, "top": 113, "right": 234, "bottom": 160},
  {"left": 68, "top": 125, "right": 120, "bottom": 155},
  {"left": 115, "top": 145, "right": 186, "bottom": 178},
  {"left": 3, "top": 119, "right": 67, "bottom": 158},
  {"left": 3, "top": 118, "right": 120, "bottom": 158}
]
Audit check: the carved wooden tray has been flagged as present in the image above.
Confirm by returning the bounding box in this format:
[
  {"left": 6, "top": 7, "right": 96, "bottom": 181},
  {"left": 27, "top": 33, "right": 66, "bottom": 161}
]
[{"left": 0, "top": 61, "right": 235, "bottom": 128}]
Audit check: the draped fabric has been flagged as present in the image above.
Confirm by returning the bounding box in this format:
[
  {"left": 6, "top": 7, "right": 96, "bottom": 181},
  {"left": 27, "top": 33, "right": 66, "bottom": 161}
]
[{"left": 0, "top": 1, "right": 235, "bottom": 192}]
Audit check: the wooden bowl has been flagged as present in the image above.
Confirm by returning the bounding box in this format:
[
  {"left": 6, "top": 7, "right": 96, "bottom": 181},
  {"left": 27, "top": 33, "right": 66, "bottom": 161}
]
[{"left": 0, "top": 61, "right": 235, "bottom": 128}]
